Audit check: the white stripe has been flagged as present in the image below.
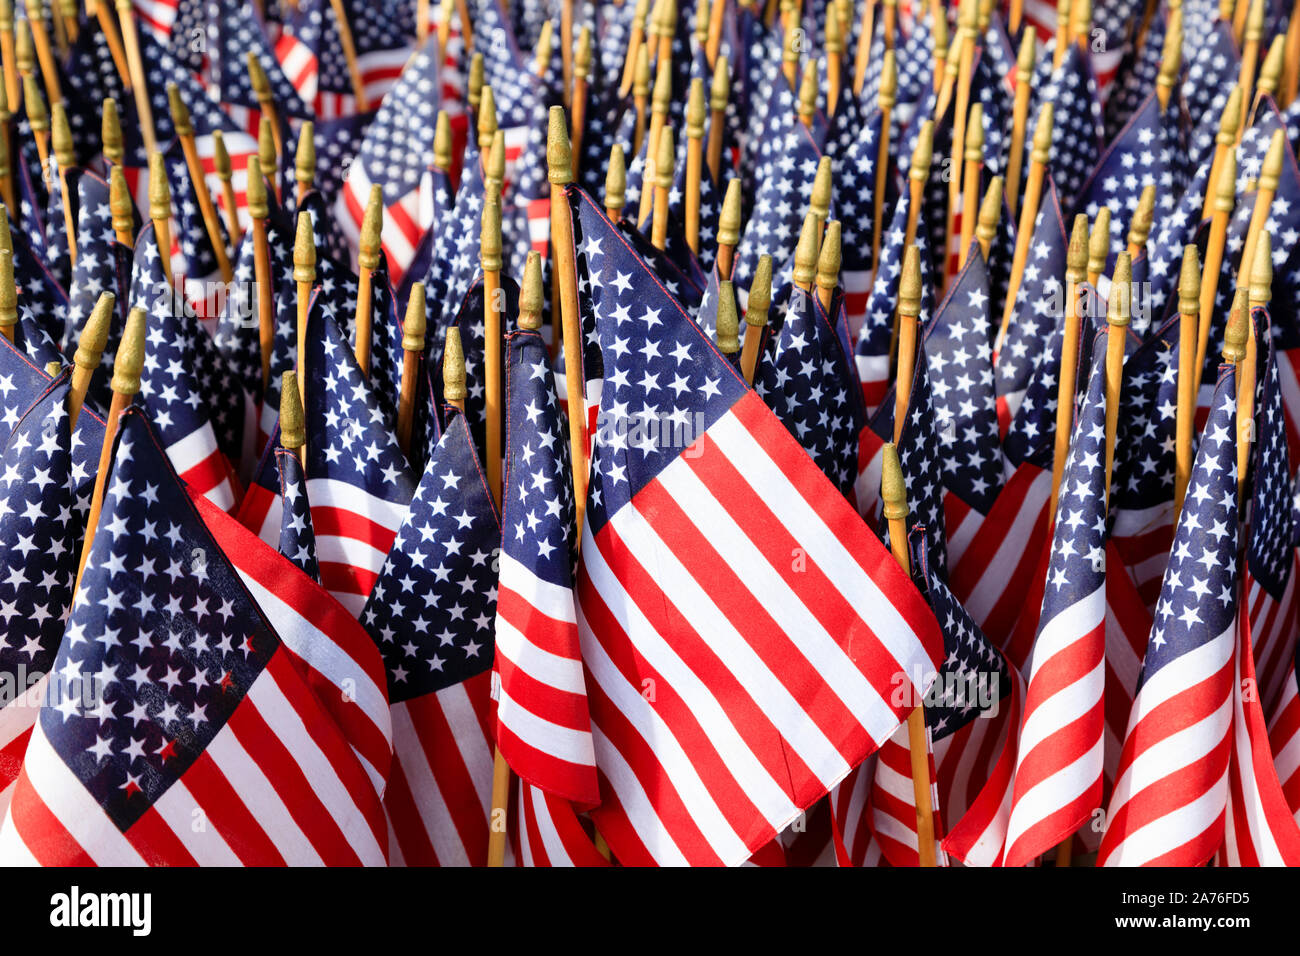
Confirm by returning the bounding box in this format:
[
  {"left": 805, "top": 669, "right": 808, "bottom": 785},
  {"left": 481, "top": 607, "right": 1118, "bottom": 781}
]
[
  {"left": 166, "top": 420, "right": 224, "bottom": 474},
  {"left": 1228, "top": 640, "right": 1287, "bottom": 864},
  {"left": 709, "top": 411, "right": 936, "bottom": 700},
  {"left": 0, "top": 796, "right": 39, "bottom": 865},
  {"left": 527, "top": 785, "right": 578, "bottom": 867},
  {"left": 249, "top": 671, "right": 386, "bottom": 865},
  {"left": 5, "top": 720, "right": 146, "bottom": 865},
  {"left": 495, "top": 683, "right": 596, "bottom": 769},
  {"left": 1120, "top": 625, "right": 1233, "bottom": 735},
  {"left": 306, "top": 477, "right": 407, "bottom": 535},
  {"left": 389, "top": 701, "right": 471, "bottom": 866},
  {"left": 1104, "top": 770, "right": 1229, "bottom": 867},
  {"left": 1016, "top": 586, "right": 1106, "bottom": 757},
  {"left": 498, "top": 552, "right": 578, "bottom": 624},
  {"left": 1004, "top": 735, "right": 1104, "bottom": 853},
  {"left": 204, "top": 718, "right": 325, "bottom": 865},
  {"left": 0, "top": 673, "right": 45, "bottom": 752},
  {"left": 494, "top": 615, "right": 586, "bottom": 695},
  {"left": 587, "top": 720, "right": 691, "bottom": 866},
  {"left": 151, "top": 777, "right": 244, "bottom": 865},
  {"left": 437, "top": 683, "right": 494, "bottom": 811}
]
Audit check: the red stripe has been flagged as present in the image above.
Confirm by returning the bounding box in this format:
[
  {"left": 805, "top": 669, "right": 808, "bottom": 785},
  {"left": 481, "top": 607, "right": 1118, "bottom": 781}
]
[
  {"left": 183, "top": 751, "right": 287, "bottom": 865},
  {"left": 383, "top": 758, "right": 441, "bottom": 865},
  {"left": 310, "top": 505, "right": 400, "bottom": 555},
  {"left": 7, "top": 762, "right": 95, "bottom": 865},
  {"left": 124, "top": 806, "right": 200, "bottom": 866}
]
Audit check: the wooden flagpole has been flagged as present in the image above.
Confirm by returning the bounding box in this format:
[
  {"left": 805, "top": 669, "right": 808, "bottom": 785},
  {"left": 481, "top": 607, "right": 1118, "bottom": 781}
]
[
  {"left": 632, "top": 42, "right": 650, "bottom": 156},
  {"left": 116, "top": 0, "right": 156, "bottom": 156},
  {"left": 793, "top": 210, "right": 819, "bottom": 294},
  {"left": 716, "top": 179, "right": 740, "bottom": 277},
  {"left": 976, "top": 176, "right": 1002, "bottom": 263},
  {"left": 259, "top": 117, "right": 280, "bottom": 205},
  {"left": 148, "top": 151, "right": 174, "bottom": 289},
  {"left": 293, "top": 211, "right": 316, "bottom": 410},
  {"left": 639, "top": 58, "right": 671, "bottom": 228},
  {"left": 74, "top": 306, "right": 146, "bottom": 592},
  {"left": 109, "top": 165, "right": 133, "bottom": 247},
  {"left": 798, "top": 59, "right": 817, "bottom": 132},
  {"left": 1201, "top": 88, "right": 1242, "bottom": 221},
  {"left": 13, "top": 15, "right": 29, "bottom": 93},
  {"left": 872, "top": 51, "right": 896, "bottom": 288},
  {"left": 1125, "top": 185, "right": 1154, "bottom": 261},
  {"left": 68, "top": 292, "right": 115, "bottom": 431},
  {"left": 1239, "top": 233, "right": 1271, "bottom": 502},
  {"left": 572, "top": 27, "right": 591, "bottom": 177},
  {"left": 1071, "top": 0, "right": 1092, "bottom": 51},
  {"left": 1236, "top": 130, "right": 1284, "bottom": 301},
  {"left": 1049, "top": 214, "right": 1090, "bottom": 521},
  {"left": 327, "top": 0, "right": 369, "bottom": 111},
  {"left": 23, "top": 0, "right": 61, "bottom": 106},
  {"left": 1005, "top": 30, "right": 1036, "bottom": 219},
  {"left": 945, "top": 0, "right": 978, "bottom": 281},
  {"left": 605, "top": 143, "right": 627, "bottom": 221},
  {"left": 1087, "top": 207, "right": 1110, "bottom": 287},
  {"left": 1255, "top": 35, "right": 1285, "bottom": 114},
  {"left": 23, "top": 75, "right": 48, "bottom": 187},
  {"left": 707, "top": 55, "right": 728, "bottom": 185},
  {"left": 1194, "top": 149, "right": 1236, "bottom": 386},
  {"left": 51, "top": 102, "right": 76, "bottom": 268},
  {"left": 1053, "top": 0, "right": 1071, "bottom": 71},
  {"left": 1103, "top": 252, "right": 1131, "bottom": 504},
  {"left": 248, "top": 54, "right": 285, "bottom": 162},
  {"left": 280, "top": 371, "right": 306, "bottom": 466},
  {"left": 168, "top": 84, "right": 233, "bottom": 284},
  {"left": 882, "top": 443, "right": 939, "bottom": 868},
  {"left": 882, "top": 0, "right": 897, "bottom": 51},
  {"left": 685, "top": 79, "right": 705, "bottom": 255},
  {"left": 295, "top": 122, "right": 315, "bottom": 205},
  {"left": 716, "top": 276, "right": 740, "bottom": 356},
  {"left": 354, "top": 185, "right": 383, "bottom": 376},
  {"left": 443, "top": 326, "right": 466, "bottom": 413},
  {"left": 782, "top": 4, "right": 800, "bottom": 88},
  {"left": 0, "top": 79, "right": 11, "bottom": 215},
  {"left": 0, "top": 247, "right": 13, "bottom": 343},
  {"left": 1172, "top": 245, "right": 1200, "bottom": 520},
  {"left": 1237, "top": 0, "right": 1265, "bottom": 124},
  {"left": 651, "top": 127, "right": 674, "bottom": 250},
  {"left": 1223, "top": 286, "right": 1250, "bottom": 496},
  {"left": 997, "top": 104, "right": 1054, "bottom": 354},
  {"left": 0, "top": 0, "right": 16, "bottom": 112},
  {"left": 1156, "top": 10, "right": 1183, "bottom": 114},
  {"left": 852, "top": 0, "right": 876, "bottom": 97},
  {"left": 705, "top": 0, "right": 726, "bottom": 68},
  {"left": 931, "top": 9, "right": 948, "bottom": 93},
  {"left": 894, "top": 246, "right": 920, "bottom": 445},
  {"left": 396, "top": 283, "right": 427, "bottom": 456},
  {"left": 816, "top": 221, "right": 841, "bottom": 312},
  {"left": 102, "top": 96, "right": 123, "bottom": 168},
  {"left": 619, "top": 0, "right": 651, "bottom": 97},
  {"left": 247, "top": 158, "right": 274, "bottom": 390},
  {"left": 890, "top": 122, "right": 933, "bottom": 367},
  {"left": 740, "top": 254, "right": 772, "bottom": 385},
  {"left": 826, "top": 1, "right": 843, "bottom": 117},
  {"left": 481, "top": 189, "right": 503, "bottom": 505},
  {"left": 212, "top": 131, "right": 243, "bottom": 245},
  {"left": 937, "top": 31, "right": 961, "bottom": 117},
  {"left": 88, "top": 0, "right": 131, "bottom": 92},
  {"left": 959, "top": 102, "right": 984, "bottom": 271}
]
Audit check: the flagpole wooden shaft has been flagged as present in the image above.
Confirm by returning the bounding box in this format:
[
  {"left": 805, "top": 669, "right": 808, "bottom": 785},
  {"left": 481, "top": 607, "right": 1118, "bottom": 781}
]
[
  {"left": 1195, "top": 209, "right": 1232, "bottom": 392},
  {"left": 24, "top": 0, "right": 61, "bottom": 106},
  {"left": 889, "top": 179, "right": 924, "bottom": 368},
  {"left": 74, "top": 391, "right": 130, "bottom": 593},
  {"left": 1049, "top": 278, "right": 1083, "bottom": 520},
  {"left": 328, "top": 0, "right": 370, "bottom": 110},
  {"left": 1283, "top": 0, "right": 1300, "bottom": 106},
  {"left": 997, "top": 161, "right": 1047, "bottom": 354},
  {"left": 116, "top": 0, "right": 156, "bottom": 155},
  {"left": 177, "top": 135, "right": 233, "bottom": 284},
  {"left": 91, "top": 0, "right": 133, "bottom": 91},
  {"left": 1174, "top": 279, "right": 1198, "bottom": 519},
  {"left": 0, "top": 10, "right": 16, "bottom": 113},
  {"left": 852, "top": 0, "right": 876, "bottom": 96},
  {"left": 253, "top": 220, "right": 274, "bottom": 389}
]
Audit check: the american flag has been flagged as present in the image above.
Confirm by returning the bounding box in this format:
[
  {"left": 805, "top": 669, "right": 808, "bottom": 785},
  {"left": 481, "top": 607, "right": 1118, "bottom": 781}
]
[
  {"left": 1181, "top": 16, "right": 1240, "bottom": 143},
  {"left": 493, "top": 327, "right": 598, "bottom": 806},
  {"left": 1019, "top": 0, "right": 1142, "bottom": 98},
  {"left": 297, "top": 292, "right": 415, "bottom": 614},
  {"left": 130, "top": 222, "right": 247, "bottom": 512},
  {"left": 862, "top": 527, "right": 1024, "bottom": 868},
  {"left": 835, "top": 107, "right": 891, "bottom": 338},
  {"left": 61, "top": 172, "right": 135, "bottom": 393},
  {"left": 8, "top": 225, "right": 70, "bottom": 371},
  {"left": 274, "top": 0, "right": 415, "bottom": 119},
  {"left": 1002, "top": 330, "right": 1111, "bottom": 868},
  {"left": 515, "top": 778, "right": 611, "bottom": 866},
  {"left": 754, "top": 284, "right": 866, "bottom": 499},
  {"left": 336, "top": 40, "right": 450, "bottom": 285},
  {"left": 1098, "top": 363, "right": 1238, "bottom": 866},
  {"left": 1104, "top": 3, "right": 1171, "bottom": 140},
  {"left": 274, "top": 448, "right": 321, "bottom": 582},
  {"left": 209, "top": 0, "right": 312, "bottom": 120},
  {"left": 569, "top": 186, "right": 944, "bottom": 866},
  {"left": 854, "top": 201, "right": 936, "bottom": 413},
  {"left": 0, "top": 408, "right": 389, "bottom": 864},
  {"left": 0, "top": 375, "right": 101, "bottom": 813},
  {"left": 359, "top": 406, "right": 502, "bottom": 867},
  {"left": 1027, "top": 42, "right": 1104, "bottom": 213}
]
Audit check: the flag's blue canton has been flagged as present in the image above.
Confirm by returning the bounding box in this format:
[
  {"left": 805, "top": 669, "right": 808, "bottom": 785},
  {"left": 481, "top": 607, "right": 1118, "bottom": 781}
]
[
  {"left": 996, "top": 185, "right": 1067, "bottom": 406},
  {"left": 511, "top": 0, "right": 555, "bottom": 49},
  {"left": 753, "top": 286, "right": 864, "bottom": 496},
  {"left": 353, "top": 41, "right": 443, "bottom": 208},
  {"left": 1246, "top": 322, "right": 1294, "bottom": 600},
  {"left": 131, "top": 223, "right": 247, "bottom": 467},
  {"left": 824, "top": 80, "right": 866, "bottom": 163},
  {"left": 610, "top": 217, "right": 707, "bottom": 311},
  {"left": 0, "top": 378, "right": 84, "bottom": 692},
  {"left": 475, "top": 0, "right": 539, "bottom": 130},
  {"left": 837, "top": 109, "right": 888, "bottom": 283},
  {"left": 10, "top": 224, "right": 69, "bottom": 369},
  {"left": 43, "top": 156, "right": 72, "bottom": 290},
  {"left": 571, "top": 188, "right": 748, "bottom": 537},
  {"left": 670, "top": 138, "right": 721, "bottom": 273},
  {"left": 1028, "top": 42, "right": 1103, "bottom": 212},
  {"left": 138, "top": 31, "right": 251, "bottom": 167},
  {"left": 1111, "top": 315, "right": 1178, "bottom": 515},
  {"left": 275, "top": 448, "right": 321, "bottom": 582},
  {"left": 403, "top": 165, "right": 455, "bottom": 305},
  {"left": 211, "top": 0, "right": 311, "bottom": 118},
  {"left": 431, "top": 144, "right": 487, "bottom": 322},
  {"left": 1144, "top": 366, "right": 1238, "bottom": 683},
  {"left": 856, "top": 189, "right": 937, "bottom": 380},
  {"left": 503, "top": 328, "right": 578, "bottom": 593},
  {"left": 1181, "top": 20, "right": 1239, "bottom": 142},
  {"left": 1003, "top": 289, "right": 1097, "bottom": 470},
  {"left": 49, "top": 409, "right": 277, "bottom": 830},
  {"left": 926, "top": 248, "right": 1002, "bottom": 513},
  {"left": 1077, "top": 92, "right": 1187, "bottom": 263},
  {"left": 1104, "top": 6, "right": 1167, "bottom": 139},
  {"left": 303, "top": 293, "right": 416, "bottom": 510},
  {"left": 1145, "top": 155, "right": 1211, "bottom": 316},
  {"left": 163, "top": 138, "right": 227, "bottom": 282},
  {"left": 169, "top": 0, "right": 210, "bottom": 68},
  {"left": 64, "top": 18, "right": 133, "bottom": 155},
  {"left": 356, "top": 253, "right": 405, "bottom": 432},
  {"left": 731, "top": 8, "right": 782, "bottom": 174},
  {"left": 871, "top": 351, "right": 947, "bottom": 576},
  {"left": 359, "top": 409, "right": 499, "bottom": 703},
  {"left": 910, "top": 527, "right": 1013, "bottom": 738},
  {"left": 1037, "top": 331, "right": 1111, "bottom": 626},
  {"left": 0, "top": 337, "right": 63, "bottom": 446},
  {"left": 973, "top": 49, "right": 1014, "bottom": 178},
  {"left": 212, "top": 228, "right": 265, "bottom": 402},
  {"left": 299, "top": 115, "right": 374, "bottom": 210},
  {"left": 63, "top": 172, "right": 134, "bottom": 385}
]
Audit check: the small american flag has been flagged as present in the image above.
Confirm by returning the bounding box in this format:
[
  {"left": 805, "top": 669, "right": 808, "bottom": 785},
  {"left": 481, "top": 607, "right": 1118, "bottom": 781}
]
[
  {"left": 0, "top": 408, "right": 389, "bottom": 864},
  {"left": 493, "top": 327, "right": 598, "bottom": 805},
  {"left": 1027, "top": 42, "right": 1103, "bottom": 213},
  {"left": 1098, "top": 363, "right": 1238, "bottom": 866},
  {"left": 360, "top": 407, "right": 502, "bottom": 867},
  {"left": 569, "top": 186, "right": 944, "bottom": 866},
  {"left": 274, "top": 449, "right": 321, "bottom": 582}
]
